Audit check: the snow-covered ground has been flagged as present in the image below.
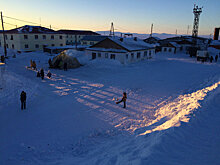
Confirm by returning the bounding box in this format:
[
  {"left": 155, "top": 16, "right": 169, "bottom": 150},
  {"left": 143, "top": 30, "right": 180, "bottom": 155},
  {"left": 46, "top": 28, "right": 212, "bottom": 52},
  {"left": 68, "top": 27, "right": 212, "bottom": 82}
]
[{"left": 0, "top": 49, "right": 220, "bottom": 165}]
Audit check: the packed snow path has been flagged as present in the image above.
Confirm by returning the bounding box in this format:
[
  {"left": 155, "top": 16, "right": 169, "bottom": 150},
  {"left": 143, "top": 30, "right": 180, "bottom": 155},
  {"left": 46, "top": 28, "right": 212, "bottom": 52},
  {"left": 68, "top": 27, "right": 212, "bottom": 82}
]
[{"left": 1, "top": 51, "right": 220, "bottom": 165}]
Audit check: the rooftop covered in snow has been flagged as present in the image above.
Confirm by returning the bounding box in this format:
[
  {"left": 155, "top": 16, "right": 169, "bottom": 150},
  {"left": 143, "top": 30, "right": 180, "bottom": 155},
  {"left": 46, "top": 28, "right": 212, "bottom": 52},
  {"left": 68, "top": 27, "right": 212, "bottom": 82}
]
[
  {"left": 2, "top": 25, "right": 61, "bottom": 34},
  {"left": 87, "top": 36, "right": 155, "bottom": 52}
]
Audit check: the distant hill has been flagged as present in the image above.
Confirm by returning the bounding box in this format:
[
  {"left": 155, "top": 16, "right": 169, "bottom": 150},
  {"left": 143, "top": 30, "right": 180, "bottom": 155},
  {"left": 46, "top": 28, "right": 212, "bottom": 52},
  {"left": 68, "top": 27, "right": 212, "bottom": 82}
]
[{"left": 96, "top": 31, "right": 211, "bottom": 39}]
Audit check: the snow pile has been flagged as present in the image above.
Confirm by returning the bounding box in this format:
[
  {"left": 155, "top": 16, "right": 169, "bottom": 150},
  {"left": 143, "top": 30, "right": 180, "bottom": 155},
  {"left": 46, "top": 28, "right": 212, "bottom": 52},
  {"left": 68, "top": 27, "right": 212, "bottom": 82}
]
[{"left": 65, "top": 49, "right": 88, "bottom": 65}]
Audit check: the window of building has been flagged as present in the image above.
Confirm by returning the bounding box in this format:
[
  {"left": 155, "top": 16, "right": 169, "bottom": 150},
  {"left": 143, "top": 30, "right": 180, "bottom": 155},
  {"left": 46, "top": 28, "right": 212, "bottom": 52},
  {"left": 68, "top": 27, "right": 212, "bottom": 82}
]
[
  {"left": 137, "top": 52, "right": 141, "bottom": 59},
  {"left": 92, "top": 52, "right": 96, "bottom": 59},
  {"left": 149, "top": 50, "right": 152, "bottom": 56},
  {"left": 110, "top": 54, "right": 115, "bottom": 59},
  {"left": 51, "top": 35, "right": 54, "bottom": 40},
  {"left": 6, "top": 44, "right": 8, "bottom": 48},
  {"left": 126, "top": 54, "right": 129, "bottom": 59},
  {"left": 35, "top": 44, "right": 39, "bottom": 48},
  {"left": 60, "top": 35, "right": 63, "bottom": 39},
  {"left": 90, "top": 42, "right": 94, "bottom": 45},
  {"left": 10, "top": 35, "right": 13, "bottom": 40},
  {"left": 25, "top": 44, "right": 29, "bottom": 48},
  {"left": 35, "top": 35, "right": 38, "bottom": 39},
  {"left": 131, "top": 53, "right": 134, "bottom": 59},
  {"left": 98, "top": 53, "right": 101, "bottom": 58},
  {"left": 51, "top": 44, "right": 55, "bottom": 47},
  {"left": 169, "top": 48, "right": 172, "bottom": 52},
  {"left": 164, "top": 48, "right": 167, "bottom": 52},
  {"left": 24, "top": 35, "right": 28, "bottom": 40},
  {"left": 5, "top": 35, "right": 7, "bottom": 40},
  {"left": 12, "top": 44, "right": 14, "bottom": 49},
  {"left": 66, "top": 35, "right": 68, "bottom": 38},
  {"left": 144, "top": 51, "right": 147, "bottom": 57},
  {"left": 105, "top": 53, "right": 108, "bottom": 58},
  {"left": 60, "top": 44, "right": 63, "bottom": 46},
  {"left": 43, "top": 35, "right": 46, "bottom": 39},
  {"left": 83, "top": 42, "right": 87, "bottom": 45}
]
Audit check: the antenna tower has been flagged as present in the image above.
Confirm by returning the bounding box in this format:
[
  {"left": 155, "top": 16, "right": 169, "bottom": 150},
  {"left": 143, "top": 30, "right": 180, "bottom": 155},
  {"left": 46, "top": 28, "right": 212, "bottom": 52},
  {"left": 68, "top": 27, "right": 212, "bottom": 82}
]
[
  {"left": 192, "top": 4, "right": 203, "bottom": 37},
  {"left": 150, "top": 23, "right": 153, "bottom": 37},
  {"left": 109, "top": 22, "right": 115, "bottom": 36}
]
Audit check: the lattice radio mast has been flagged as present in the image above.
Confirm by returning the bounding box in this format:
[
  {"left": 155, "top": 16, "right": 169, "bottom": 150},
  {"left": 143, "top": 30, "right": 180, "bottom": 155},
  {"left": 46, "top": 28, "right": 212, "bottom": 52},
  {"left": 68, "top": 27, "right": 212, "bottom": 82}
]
[{"left": 192, "top": 4, "right": 203, "bottom": 37}]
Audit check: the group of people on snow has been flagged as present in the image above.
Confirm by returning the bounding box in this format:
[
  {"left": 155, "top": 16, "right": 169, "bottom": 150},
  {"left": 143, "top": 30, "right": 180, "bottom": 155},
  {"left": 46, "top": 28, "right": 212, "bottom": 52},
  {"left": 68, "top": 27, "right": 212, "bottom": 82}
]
[{"left": 37, "top": 69, "right": 52, "bottom": 79}]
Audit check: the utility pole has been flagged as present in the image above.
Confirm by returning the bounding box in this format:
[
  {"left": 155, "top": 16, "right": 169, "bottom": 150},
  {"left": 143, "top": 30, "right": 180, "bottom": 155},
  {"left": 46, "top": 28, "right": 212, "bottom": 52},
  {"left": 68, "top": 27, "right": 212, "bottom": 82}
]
[
  {"left": 150, "top": 23, "right": 153, "bottom": 37},
  {"left": 187, "top": 25, "right": 190, "bottom": 35},
  {"left": 1, "top": 11, "right": 7, "bottom": 57},
  {"left": 109, "top": 22, "right": 114, "bottom": 37}
]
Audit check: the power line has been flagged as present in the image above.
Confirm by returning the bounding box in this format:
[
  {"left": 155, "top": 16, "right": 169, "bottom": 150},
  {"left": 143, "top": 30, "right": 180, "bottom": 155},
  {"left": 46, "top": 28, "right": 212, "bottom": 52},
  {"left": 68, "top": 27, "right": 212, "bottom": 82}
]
[
  {"left": 3, "top": 15, "right": 39, "bottom": 25},
  {"left": 3, "top": 15, "right": 61, "bottom": 30},
  {"left": 4, "top": 22, "right": 17, "bottom": 27}
]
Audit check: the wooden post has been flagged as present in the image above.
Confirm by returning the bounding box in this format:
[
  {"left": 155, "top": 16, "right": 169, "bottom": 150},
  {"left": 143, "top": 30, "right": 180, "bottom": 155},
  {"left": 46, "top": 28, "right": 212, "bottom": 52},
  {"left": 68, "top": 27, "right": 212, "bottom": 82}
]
[{"left": 1, "top": 11, "right": 7, "bottom": 57}]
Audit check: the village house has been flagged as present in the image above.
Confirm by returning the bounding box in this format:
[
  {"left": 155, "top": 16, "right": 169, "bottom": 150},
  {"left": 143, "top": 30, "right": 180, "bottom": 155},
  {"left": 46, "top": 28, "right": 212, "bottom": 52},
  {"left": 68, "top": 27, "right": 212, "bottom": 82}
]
[
  {"left": 81, "top": 35, "right": 108, "bottom": 46},
  {"left": 0, "top": 25, "right": 66, "bottom": 52},
  {"left": 57, "top": 30, "right": 99, "bottom": 46},
  {"left": 86, "top": 36, "right": 155, "bottom": 64}
]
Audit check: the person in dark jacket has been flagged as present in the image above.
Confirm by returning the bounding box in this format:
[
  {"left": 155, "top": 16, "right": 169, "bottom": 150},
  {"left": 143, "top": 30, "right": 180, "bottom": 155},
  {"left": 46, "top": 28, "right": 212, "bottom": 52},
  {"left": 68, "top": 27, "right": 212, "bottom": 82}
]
[
  {"left": 215, "top": 55, "right": 218, "bottom": 62},
  {"left": 210, "top": 56, "right": 213, "bottom": 63},
  {"left": 48, "top": 58, "right": 52, "bottom": 68},
  {"left": 20, "top": 91, "right": 26, "bottom": 110},
  {"left": 37, "top": 71, "right": 41, "bottom": 77},
  {"left": 47, "top": 70, "right": 52, "bottom": 78},
  {"left": 40, "top": 68, "right": 44, "bottom": 80},
  {"left": 116, "top": 92, "right": 127, "bottom": 108},
  {"left": 64, "top": 62, "right": 67, "bottom": 71}
]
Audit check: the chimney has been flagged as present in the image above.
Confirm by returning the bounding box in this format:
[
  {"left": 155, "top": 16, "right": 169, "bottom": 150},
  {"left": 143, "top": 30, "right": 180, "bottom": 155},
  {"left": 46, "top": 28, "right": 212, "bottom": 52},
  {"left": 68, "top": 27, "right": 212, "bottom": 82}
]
[
  {"left": 120, "top": 38, "right": 123, "bottom": 42},
  {"left": 134, "top": 37, "right": 137, "bottom": 41},
  {"left": 214, "top": 28, "right": 220, "bottom": 40}
]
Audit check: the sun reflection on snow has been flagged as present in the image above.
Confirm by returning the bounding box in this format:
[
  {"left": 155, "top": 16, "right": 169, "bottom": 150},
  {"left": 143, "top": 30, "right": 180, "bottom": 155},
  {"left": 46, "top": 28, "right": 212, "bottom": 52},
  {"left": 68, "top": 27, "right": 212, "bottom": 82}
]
[{"left": 138, "top": 81, "right": 220, "bottom": 135}]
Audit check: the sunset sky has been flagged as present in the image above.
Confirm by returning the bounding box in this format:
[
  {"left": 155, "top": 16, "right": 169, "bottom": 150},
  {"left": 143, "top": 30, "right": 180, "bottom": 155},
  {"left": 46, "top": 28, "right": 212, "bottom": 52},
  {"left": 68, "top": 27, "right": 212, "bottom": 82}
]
[{"left": 1, "top": 0, "right": 220, "bottom": 35}]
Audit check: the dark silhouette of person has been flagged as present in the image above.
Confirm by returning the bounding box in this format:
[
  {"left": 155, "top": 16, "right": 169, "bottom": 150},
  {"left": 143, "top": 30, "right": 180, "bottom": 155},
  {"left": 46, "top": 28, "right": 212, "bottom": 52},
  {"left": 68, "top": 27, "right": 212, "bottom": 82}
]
[
  {"left": 48, "top": 58, "right": 52, "bottom": 68},
  {"left": 64, "top": 62, "right": 67, "bottom": 71},
  {"left": 210, "top": 56, "right": 213, "bottom": 63},
  {"left": 20, "top": 91, "right": 26, "bottom": 110},
  {"left": 116, "top": 92, "right": 127, "bottom": 108},
  {"left": 32, "top": 61, "right": 36, "bottom": 70},
  {"left": 47, "top": 70, "right": 52, "bottom": 78},
  {"left": 37, "top": 71, "right": 41, "bottom": 77},
  {"left": 215, "top": 55, "right": 218, "bottom": 62},
  {"left": 40, "top": 68, "right": 44, "bottom": 80}
]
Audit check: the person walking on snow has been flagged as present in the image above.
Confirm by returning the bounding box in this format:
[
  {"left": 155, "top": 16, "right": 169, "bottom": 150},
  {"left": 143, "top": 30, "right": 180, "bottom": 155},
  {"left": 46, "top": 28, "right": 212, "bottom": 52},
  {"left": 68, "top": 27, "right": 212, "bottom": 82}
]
[
  {"left": 210, "top": 56, "right": 213, "bottom": 63},
  {"left": 64, "top": 62, "right": 67, "bottom": 71},
  {"left": 116, "top": 92, "right": 127, "bottom": 108},
  {"left": 20, "top": 91, "right": 27, "bottom": 110},
  {"left": 40, "top": 68, "right": 44, "bottom": 80},
  {"left": 47, "top": 70, "right": 52, "bottom": 78},
  {"left": 215, "top": 55, "right": 218, "bottom": 62}
]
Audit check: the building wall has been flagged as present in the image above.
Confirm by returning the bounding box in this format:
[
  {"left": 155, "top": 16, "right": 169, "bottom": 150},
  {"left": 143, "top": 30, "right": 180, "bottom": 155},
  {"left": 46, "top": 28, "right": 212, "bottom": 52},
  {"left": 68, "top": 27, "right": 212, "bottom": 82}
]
[
  {"left": 65, "top": 34, "right": 85, "bottom": 45},
  {"left": 86, "top": 49, "right": 155, "bottom": 64},
  {"left": 81, "top": 40, "right": 99, "bottom": 46},
  {"left": 162, "top": 47, "right": 175, "bottom": 53},
  {"left": 0, "top": 33, "right": 66, "bottom": 52}
]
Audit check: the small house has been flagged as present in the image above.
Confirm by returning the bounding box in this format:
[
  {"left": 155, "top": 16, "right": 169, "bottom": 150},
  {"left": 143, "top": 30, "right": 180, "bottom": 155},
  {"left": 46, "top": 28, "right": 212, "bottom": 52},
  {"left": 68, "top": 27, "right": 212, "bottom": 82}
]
[{"left": 86, "top": 37, "right": 155, "bottom": 64}]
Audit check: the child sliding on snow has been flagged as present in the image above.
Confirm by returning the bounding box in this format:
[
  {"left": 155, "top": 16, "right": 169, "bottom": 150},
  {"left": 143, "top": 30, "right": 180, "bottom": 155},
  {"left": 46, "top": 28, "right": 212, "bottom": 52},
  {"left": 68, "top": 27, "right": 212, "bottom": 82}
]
[{"left": 116, "top": 92, "right": 127, "bottom": 108}]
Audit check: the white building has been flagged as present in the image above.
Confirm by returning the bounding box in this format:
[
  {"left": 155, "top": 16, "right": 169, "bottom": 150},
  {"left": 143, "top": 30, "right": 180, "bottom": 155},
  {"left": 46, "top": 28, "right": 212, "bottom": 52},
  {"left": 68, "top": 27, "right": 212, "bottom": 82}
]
[
  {"left": 86, "top": 37, "right": 155, "bottom": 64},
  {"left": 0, "top": 25, "right": 66, "bottom": 52},
  {"left": 161, "top": 42, "right": 181, "bottom": 54}
]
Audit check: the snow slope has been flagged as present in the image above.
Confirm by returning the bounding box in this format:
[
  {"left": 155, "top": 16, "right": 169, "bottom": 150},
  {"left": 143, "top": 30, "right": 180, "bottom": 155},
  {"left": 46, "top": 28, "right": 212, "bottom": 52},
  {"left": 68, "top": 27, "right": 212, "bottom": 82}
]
[{"left": 0, "top": 50, "right": 220, "bottom": 165}]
